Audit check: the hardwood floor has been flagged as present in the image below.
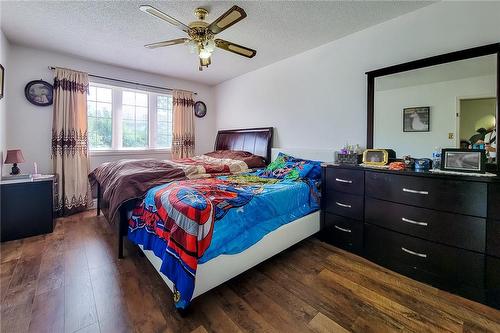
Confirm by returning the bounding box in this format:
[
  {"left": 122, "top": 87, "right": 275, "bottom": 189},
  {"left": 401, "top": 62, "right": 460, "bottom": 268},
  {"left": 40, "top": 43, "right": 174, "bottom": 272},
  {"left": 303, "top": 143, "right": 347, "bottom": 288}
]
[{"left": 1, "top": 210, "right": 499, "bottom": 333}]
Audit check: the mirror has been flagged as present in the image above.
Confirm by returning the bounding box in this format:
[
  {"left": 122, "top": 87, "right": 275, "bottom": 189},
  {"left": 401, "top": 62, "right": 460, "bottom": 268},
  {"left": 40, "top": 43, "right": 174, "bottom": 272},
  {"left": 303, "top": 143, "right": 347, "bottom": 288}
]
[{"left": 367, "top": 44, "right": 499, "bottom": 172}]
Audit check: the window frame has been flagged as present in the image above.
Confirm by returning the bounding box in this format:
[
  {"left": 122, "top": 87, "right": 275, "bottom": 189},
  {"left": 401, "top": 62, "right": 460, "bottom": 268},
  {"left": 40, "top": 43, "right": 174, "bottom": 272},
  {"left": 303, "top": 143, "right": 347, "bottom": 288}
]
[{"left": 87, "top": 81, "right": 173, "bottom": 154}]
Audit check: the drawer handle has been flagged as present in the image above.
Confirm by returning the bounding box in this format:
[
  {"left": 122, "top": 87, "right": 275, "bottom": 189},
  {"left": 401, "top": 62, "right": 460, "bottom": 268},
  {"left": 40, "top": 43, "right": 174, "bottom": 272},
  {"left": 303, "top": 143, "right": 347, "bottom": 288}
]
[
  {"left": 334, "top": 225, "right": 352, "bottom": 233},
  {"left": 335, "top": 178, "right": 353, "bottom": 184},
  {"left": 402, "top": 188, "right": 428, "bottom": 195},
  {"left": 401, "top": 247, "right": 427, "bottom": 258},
  {"left": 335, "top": 201, "right": 352, "bottom": 208},
  {"left": 401, "top": 217, "right": 428, "bottom": 226}
]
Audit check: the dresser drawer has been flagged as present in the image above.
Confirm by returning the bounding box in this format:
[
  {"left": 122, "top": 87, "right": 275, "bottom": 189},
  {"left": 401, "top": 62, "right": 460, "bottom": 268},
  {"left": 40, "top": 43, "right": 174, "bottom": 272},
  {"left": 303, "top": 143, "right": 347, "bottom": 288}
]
[
  {"left": 365, "top": 197, "right": 486, "bottom": 252},
  {"left": 365, "top": 224, "right": 484, "bottom": 288},
  {"left": 489, "top": 183, "right": 500, "bottom": 220},
  {"left": 365, "top": 171, "right": 487, "bottom": 217},
  {"left": 323, "top": 191, "right": 363, "bottom": 220},
  {"left": 323, "top": 168, "right": 364, "bottom": 195},
  {"left": 322, "top": 213, "right": 363, "bottom": 254}
]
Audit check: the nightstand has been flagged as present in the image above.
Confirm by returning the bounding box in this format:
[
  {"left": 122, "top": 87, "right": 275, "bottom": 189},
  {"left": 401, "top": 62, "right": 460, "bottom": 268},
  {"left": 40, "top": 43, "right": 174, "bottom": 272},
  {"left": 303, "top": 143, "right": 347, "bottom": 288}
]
[{"left": 1, "top": 176, "right": 55, "bottom": 242}]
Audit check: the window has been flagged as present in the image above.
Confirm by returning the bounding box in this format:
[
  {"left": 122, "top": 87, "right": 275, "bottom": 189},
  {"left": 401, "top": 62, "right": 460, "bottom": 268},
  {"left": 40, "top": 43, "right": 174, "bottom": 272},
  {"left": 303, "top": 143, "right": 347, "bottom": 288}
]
[
  {"left": 122, "top": 91, "right": 148, "bottom": 148},
  {"left": 87, "top": 86, "right": 112, "bottom": 149},
  {"left": 87, "top": 83, "right": 173, "bottom": 151},
  {"left": 156, "top": 95, "right": 173, "bottom": 148}
]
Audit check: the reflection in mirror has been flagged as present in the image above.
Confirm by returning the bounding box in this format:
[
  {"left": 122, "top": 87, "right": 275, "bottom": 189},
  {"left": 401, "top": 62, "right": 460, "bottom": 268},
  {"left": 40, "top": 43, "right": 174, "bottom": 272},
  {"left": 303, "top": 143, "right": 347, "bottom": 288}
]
[{"left": 374, "top": 54, "right": 496, "bottom": 164}]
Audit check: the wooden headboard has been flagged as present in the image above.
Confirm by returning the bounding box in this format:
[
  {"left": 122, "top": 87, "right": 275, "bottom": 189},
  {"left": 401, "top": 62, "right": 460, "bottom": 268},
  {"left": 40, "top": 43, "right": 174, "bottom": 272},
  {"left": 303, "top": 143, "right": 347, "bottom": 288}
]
[{"left": 214, "top": 127, "right": 274, "bottom": 164}]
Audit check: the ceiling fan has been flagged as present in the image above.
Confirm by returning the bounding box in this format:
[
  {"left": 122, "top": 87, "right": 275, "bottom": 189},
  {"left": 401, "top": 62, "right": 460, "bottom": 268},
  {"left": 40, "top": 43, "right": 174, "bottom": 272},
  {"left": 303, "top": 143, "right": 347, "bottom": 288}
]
[{"left": 140, "top": 5, "right": 257, "bottom": 71}]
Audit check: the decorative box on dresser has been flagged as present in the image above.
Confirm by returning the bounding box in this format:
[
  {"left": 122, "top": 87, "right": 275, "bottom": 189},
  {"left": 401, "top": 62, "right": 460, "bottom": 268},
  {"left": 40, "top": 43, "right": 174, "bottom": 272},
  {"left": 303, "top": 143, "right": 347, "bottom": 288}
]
[{"left": 321, "top": 164, "right": 500, "bottom": 309}]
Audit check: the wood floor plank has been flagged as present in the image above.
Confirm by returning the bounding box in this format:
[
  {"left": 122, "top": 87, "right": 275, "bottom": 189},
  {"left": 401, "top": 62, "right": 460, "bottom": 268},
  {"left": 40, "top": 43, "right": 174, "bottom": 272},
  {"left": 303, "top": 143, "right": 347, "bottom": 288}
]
[
  {"left": 236, "top": 268, "right": 319, "bottom": 323},
  {"left": 28, "top": 286, "right": 65, "bottom": 333},
  {"left": 324, "top": 259, "right": 463, "bottom": 332},
  {"left": 7, "top": 254, "right": 42, "bottom": 294},
  {"left": 121, "top": 273, "right": 169, "bottom": 333},
  {"left": 0, "top": 259, "right": 18, "bottom": 302},
  {"left": 308, "top": 312, "right": 351, "bottom": 333},
  {"left": 325, "top": 252, "right": 500, "bottom": 331},
  {"left": 36, "top": 252, "right": 64, "bottom": 296},
  {"left": 229, "top": 275, "right": 313, "bottom": 333},
  {"left": 73, "top": 323, "right": 101, "bottom": 333},
  {"left": 65, "top": 274, "right": 98, "bottom": 333},
  {"left": 191, "top": 326, "right": 209, "bottom": 333},
  {"left": 1, "top": 210, "right": 499, "bottom": 333},
  {"left": 90, "top": 264, "right": 134, "bottom": 333},
  {"left": 214, "top": 286, "right": 277, "bottom": 333},
  {"left": 263, "top": 251, "right": 406, "bottom": 332},
  {"left": 1, "top": 239, "right": 24, "bottom": 263},
  {"left": 195, "top": 294, "right": 243, "bottom": 333},
  {"left": 318, "top": 268, "right": 449, "bottom": 332}
]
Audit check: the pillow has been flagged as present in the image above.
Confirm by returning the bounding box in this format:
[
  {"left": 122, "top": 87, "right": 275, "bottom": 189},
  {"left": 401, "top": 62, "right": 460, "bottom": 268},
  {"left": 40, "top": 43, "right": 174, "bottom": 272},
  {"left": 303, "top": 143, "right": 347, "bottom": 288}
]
[
  {"left": 204, "top": 150, "right": 266, "bottom": 168},
  {"left": 258, "top": 152, "right": 315, "bottom": 180},
  {"left": 283, "top": 153, "right": 322, "bottom": 180}
]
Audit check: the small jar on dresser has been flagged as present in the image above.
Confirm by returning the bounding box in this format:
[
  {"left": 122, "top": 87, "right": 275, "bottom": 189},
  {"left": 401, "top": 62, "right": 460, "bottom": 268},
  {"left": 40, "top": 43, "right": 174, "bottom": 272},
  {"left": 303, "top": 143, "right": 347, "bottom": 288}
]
[
  {"left": 0, "top": 175, "right": 55, "bottom": 242},
  {"left": 320, "top": 164, "right": 500, "bottom": 310}
]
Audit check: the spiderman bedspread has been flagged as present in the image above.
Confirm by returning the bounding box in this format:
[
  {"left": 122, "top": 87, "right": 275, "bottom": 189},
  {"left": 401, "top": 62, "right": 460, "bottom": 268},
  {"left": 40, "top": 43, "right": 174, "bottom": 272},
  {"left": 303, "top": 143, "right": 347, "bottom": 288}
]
[{"left": 127, "top": 175, "right": 320, "bottom": 309}]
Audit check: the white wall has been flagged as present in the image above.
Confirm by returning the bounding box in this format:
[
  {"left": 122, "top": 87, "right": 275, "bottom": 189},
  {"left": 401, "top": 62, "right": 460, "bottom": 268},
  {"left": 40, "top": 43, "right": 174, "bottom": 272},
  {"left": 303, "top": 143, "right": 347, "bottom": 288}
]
[
  {"left": 0, "top": 29, "right": 9, "bottom": 173},
  {"left": 214, "top": 2, "right": 500, "bottom": 156},
  {"left": 374, "top": 75, "right": 496, "bottom": 158},
  {"left": 5, "top": 44, "right": 215, "bottom": 174}
]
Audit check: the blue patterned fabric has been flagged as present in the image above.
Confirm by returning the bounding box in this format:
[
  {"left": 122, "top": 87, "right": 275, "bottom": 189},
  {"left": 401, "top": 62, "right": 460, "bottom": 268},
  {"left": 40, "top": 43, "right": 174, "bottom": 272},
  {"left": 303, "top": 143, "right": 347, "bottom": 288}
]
[
  {"left": 127, "top": 173, "right": 320, "bottom": 309},
  {"left": 257, "top": 152, "right": 315, "bottom": 180}
]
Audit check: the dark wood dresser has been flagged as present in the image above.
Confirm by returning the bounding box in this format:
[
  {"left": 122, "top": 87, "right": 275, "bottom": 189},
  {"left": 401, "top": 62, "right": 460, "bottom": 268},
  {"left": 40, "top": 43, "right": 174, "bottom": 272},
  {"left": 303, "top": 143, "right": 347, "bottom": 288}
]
[
  {"left": 321, "top": 164, "right": 500, "bottom": 309},
  {"left": 1, "top": 176, "right": 55, "bottom": 242}
]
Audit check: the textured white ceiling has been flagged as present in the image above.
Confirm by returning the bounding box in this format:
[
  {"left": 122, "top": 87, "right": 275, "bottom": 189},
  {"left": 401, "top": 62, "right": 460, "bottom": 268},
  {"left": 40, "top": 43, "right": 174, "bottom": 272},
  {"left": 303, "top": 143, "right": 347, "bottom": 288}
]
[{"left": 0, "top": 1, "right": 434, "bottom": 85}]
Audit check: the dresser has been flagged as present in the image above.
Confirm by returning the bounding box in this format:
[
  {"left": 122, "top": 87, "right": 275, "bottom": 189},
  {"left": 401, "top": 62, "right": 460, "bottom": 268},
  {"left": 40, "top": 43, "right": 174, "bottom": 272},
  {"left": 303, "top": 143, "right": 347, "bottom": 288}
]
[
  {"left": 321, "top": 165, "right": 500, "bottom": 309},
  {"left": 0, "top": 176, "right": 55, "bottom": 242}
]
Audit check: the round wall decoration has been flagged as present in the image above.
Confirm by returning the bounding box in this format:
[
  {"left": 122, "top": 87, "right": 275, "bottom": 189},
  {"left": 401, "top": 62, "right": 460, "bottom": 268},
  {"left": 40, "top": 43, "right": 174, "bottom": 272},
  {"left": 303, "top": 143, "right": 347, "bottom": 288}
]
[
  {"left": 25, "top": 80, "right": 53, "bottom": 106},
  {"left": 194, "top": 101, "right": 207, "bottom": 118}
]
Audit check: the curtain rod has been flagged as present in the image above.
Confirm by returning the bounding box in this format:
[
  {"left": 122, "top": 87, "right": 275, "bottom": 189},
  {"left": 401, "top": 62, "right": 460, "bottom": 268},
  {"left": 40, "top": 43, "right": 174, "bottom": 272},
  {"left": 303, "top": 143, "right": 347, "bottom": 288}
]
[{"left": 47, "top": 66, "right": 197, "bottom": 95}]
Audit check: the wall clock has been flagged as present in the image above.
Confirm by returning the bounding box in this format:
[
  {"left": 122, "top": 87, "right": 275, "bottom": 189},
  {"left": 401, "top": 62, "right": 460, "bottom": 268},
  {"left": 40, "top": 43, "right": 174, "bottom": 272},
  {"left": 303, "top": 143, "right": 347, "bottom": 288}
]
[
  {"left": 194, "top": 101, "right": 207, "bottom": 118},
  {"left": 25, "top": 80, "right": 53, "bottom": 106}
]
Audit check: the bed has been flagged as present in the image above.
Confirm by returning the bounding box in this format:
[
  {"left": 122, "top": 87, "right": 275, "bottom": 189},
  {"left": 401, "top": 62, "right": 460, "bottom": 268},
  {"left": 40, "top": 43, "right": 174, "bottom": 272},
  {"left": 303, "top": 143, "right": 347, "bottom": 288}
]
[
  {"left": 90, "top": 127, "right": 274, "bottom": 258},
  {"left": 128, "top": 147, "right": 335, "bottom": 312}
]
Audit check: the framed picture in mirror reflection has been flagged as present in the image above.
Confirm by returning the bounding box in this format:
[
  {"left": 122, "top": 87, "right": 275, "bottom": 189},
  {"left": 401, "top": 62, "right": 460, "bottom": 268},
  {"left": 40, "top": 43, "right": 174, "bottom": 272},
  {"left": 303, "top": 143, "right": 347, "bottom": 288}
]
[{"left": 403, "top": 107, "right": 430, "bottom": 132}]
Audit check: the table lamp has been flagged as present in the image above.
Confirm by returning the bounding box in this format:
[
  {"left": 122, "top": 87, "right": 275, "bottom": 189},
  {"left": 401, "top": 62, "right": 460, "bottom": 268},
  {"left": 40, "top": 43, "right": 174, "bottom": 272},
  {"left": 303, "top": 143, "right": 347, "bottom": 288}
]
[{"left": 4, "top": 149, "right": 25, "bottom": 175}]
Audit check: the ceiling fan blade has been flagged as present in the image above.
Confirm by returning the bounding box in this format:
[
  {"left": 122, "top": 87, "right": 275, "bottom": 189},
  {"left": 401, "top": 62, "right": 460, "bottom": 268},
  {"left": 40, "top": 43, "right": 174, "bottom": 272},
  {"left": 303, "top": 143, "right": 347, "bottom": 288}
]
[
  {"left": 145, "top": 38, "right": 189, "bottom": 49},
  {"left": 215, "top": 39, "right": 256, "bottom": 58},
  {"left": 208, "top": 6, "right": 247, "bottom": 34},
  {"left": 140, "top": 5, "right": 191, "bottom": 33}
]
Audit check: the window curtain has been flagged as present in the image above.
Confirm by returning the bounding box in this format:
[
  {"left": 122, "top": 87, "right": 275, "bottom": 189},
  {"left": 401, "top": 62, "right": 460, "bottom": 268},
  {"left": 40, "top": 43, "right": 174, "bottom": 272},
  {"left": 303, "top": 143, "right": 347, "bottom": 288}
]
[
  {"left": 52, "top": 67, "right": 91, "bottom": 216},
  {"left": 172, "top": 90, "right": 195, "bottom": 159}
]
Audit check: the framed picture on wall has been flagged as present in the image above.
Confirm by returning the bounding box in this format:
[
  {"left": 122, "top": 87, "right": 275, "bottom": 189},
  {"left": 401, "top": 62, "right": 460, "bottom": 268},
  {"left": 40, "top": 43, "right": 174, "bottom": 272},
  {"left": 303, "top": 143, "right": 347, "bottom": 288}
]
[
  {"left": 403, "top": 106, "right": 430, "bottom": 132},
  {"left": 0, "top": 64, "right": 4, "bottom": 100}
]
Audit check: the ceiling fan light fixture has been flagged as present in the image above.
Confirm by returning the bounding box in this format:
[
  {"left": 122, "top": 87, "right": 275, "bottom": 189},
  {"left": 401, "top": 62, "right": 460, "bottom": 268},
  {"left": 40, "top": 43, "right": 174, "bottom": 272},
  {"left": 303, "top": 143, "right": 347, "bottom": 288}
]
[
  {"left": 185, "top": 39, "right": 198, "bottom": 53},
  {"left": 140, "top": 5, "right": 255, "bottom": 69},
  {"left": 204, "top": 39, "right": 216, "bottom": 52},
  {"left": 199, "top": 48, "right": 212, "bottom": 59}
]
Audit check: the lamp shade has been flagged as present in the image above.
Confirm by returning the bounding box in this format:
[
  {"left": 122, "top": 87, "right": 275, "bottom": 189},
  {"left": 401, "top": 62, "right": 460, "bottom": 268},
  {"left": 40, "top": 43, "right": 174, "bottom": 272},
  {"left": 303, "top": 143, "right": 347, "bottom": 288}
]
[{"left": 4, "top": 149, "right": 25, "bottom": 164}]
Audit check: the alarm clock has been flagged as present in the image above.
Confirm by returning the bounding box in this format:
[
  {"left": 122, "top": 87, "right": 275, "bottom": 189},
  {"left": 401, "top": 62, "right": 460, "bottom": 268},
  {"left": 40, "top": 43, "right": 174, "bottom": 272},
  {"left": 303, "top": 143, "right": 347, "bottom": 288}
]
[{"left": 362, "top": 149, "right": 396, "bottom": 166}]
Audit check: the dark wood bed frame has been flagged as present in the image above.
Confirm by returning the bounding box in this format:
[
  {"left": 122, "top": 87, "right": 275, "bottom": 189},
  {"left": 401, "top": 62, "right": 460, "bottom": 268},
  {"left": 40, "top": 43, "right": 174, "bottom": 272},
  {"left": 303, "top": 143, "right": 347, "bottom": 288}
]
[{"left": 95, "top": 127, "right": 274, "bottom": 258}]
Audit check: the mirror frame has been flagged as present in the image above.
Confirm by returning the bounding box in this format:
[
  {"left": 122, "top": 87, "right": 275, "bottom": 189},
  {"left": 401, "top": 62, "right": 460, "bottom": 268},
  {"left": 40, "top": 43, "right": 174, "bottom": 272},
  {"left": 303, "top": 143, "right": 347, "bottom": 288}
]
[{"left": 366, "top": 43, "right": 500, "bottom": 172}]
